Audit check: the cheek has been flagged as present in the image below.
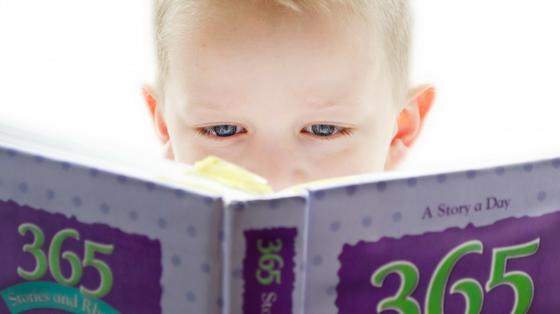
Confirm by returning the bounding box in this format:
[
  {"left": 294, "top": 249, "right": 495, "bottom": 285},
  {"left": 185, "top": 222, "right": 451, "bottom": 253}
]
[
  {"left": 304, "top": 139, "right": 388, "bottom": 178},
  {"left": 171, "top": 136, "right": 245, "bottom": 165}
]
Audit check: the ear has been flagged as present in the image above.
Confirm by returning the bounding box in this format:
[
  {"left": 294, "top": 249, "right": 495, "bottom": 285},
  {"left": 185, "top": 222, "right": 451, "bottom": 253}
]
[
  {"left": 385, "top": 84, "right": 436, "bottom": 170},
  {"left": 142, "top": 85, "right": 175, "bottom": 160}
]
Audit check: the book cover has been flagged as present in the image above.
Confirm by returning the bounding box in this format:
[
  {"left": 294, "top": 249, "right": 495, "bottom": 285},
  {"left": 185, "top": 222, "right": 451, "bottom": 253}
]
[{"left": 1, "top": 128, "right": 560, "bottom": 313}]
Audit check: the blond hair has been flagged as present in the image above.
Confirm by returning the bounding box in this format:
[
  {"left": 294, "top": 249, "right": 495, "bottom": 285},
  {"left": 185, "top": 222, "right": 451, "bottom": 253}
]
[{"left": 153, "top": 0, "right": 412, "bottom": 106}]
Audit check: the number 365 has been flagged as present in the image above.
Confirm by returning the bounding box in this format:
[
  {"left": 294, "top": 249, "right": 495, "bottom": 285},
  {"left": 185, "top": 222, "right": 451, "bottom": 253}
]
[
  {"left": 17, "top": 223, "right": 114, "bottom": 299},
  {"left": 371, "top": 238, "right": 540, "bottom": 314}
]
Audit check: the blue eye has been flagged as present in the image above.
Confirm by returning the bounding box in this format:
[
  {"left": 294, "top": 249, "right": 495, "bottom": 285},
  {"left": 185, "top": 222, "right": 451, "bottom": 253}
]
[
  {"left": 200, "top": 125, "right": 245, "bottom": 138},
  {"left": 303, "top": 124, "right": 344, "bottom": 137}
]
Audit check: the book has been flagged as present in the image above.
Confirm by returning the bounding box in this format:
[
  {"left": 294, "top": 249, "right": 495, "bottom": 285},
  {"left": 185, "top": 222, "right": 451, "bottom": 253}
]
[{"left": 1, "top": 122, "right": 559, "bottom": 313}]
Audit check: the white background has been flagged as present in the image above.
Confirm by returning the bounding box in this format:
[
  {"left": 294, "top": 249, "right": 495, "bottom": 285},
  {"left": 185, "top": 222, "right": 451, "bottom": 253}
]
[{"left": 1, "top": 0, "right": 559, "bottom": 173}]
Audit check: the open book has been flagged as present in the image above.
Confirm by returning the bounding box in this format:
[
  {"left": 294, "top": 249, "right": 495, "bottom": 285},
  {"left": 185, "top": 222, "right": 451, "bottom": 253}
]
[{"left": 1, "top": 123, "right": 559, "bottom": 314}]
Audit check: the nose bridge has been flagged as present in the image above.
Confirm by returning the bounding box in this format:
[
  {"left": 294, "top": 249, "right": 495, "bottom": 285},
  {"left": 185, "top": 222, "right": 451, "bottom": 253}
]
[
  {"left": 245, "top": 134, "right": 305, "bottom": 189},
  {"left": 251, "top": 134, "right": 291, "bottom": 173}
]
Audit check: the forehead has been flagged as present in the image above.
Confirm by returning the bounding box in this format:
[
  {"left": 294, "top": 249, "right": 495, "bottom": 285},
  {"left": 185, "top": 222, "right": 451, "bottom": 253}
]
[{"left": 166, "top": 1, "right": 383, "bottom": 105}]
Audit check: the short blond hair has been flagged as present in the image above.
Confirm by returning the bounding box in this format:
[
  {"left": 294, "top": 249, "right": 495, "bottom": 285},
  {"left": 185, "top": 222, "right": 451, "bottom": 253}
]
[{"left": 153, "top": 0, "right": 412, "bottom": 106}]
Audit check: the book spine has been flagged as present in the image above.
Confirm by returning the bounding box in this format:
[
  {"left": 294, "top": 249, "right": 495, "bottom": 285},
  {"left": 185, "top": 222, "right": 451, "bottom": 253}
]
[{"left": 222, "top": 196, "right": 309, "bottom": 314}]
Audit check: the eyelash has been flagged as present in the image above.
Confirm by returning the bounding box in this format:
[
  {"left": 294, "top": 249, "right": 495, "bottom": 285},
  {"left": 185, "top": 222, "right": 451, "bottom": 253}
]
[
  {"left": 301, "top": 125, "right": 354, "bottom": 140},
  {"left": 196, "top": 125, "right": 247, "bottom": 139},
  {"left": 195, "top": 124, "right": 354, "bottom": 140}
]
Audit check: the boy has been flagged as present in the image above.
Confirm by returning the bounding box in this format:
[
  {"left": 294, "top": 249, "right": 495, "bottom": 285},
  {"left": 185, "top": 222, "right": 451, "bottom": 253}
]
[{"left": 142, "top": 0, "right": 435, "bottom": 191}]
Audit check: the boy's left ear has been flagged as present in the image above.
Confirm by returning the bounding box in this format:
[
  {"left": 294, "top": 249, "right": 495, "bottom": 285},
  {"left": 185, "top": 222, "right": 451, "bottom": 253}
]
[{"left": 385, "top": 84, "right": 436, "bottom": 170}]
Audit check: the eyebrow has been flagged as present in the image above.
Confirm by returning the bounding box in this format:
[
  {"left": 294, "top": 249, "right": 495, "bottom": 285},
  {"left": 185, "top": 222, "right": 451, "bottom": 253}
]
[
  {"left": 304, "top": 99, "right": 346, "bottom": 110},
  {"left": 302, "top": 97, "right": 363, "bottom": 112},
  {"left": 185, "top": 100, "right": 231, "bottom": 112},
  {"left": 185, "top": 93, "right": 361, "bottom": 112}
]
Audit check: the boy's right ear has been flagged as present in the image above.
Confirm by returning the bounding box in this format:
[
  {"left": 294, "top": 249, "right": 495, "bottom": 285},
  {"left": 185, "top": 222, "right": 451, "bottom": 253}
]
[{"left": 142, "top": 85, "right": 170, "bottom": 144}]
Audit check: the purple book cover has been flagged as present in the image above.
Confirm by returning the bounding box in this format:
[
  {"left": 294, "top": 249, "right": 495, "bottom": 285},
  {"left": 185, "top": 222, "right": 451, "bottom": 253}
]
[
  {"left": 3, "top": 132, "right": 560, "bottom": 313},
  {"left": 0, "top": 200, "right": 162, "bottom": 313},
  {"left": 304, "top": 157, "right": 560, "bottom": 314}
]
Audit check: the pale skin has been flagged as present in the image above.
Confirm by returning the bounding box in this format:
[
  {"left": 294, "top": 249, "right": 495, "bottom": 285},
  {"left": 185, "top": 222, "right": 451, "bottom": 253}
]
[{"left": 143, "top": 2, "right": 435, "bottom": 191}]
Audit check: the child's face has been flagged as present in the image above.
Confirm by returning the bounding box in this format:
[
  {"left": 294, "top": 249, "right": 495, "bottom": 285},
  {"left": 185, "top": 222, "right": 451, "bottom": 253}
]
[{"left": 146, "top": 3, "right": 433, "bottom": 190}]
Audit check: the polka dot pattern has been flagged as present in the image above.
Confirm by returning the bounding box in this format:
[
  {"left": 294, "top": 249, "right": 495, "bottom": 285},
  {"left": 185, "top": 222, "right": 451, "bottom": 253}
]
[
  {"left": 145, "top": 182, "right": 156, "bottom": 191},
  {"left": 117, "top": 175, "right": 128, "bottom": 184},
  {"left": 72, "top": 196, "right": 82, "bottom": 207},
  {"left": 201, "top": 263, "right": 210, "bottom": 274},
  {"left": 128, "top": 211, "right": 139, "bottom": 221},
  {"left": 345, "top": 185, "right": 357, "bottom": 196},
  {"left": 314, "top": 190, "right": 326, "bottom": 200},
  {"left": 436, "top": 174, "right": 447, "bottom": 183},
  {"left": 329, "top": 221, "right": 341, "bottom": 232},
  {"left": 187, "top": 225, "right": 197, "bottom": 238},
  {"left": 45, "top": 190, "right": 55, "bottom": 200},
  {"left": 376, "top": 181, "right": 387, "bottom": 192},
  {"left": 232, "top": 268, "right": 242, "bottom": 279},
  {"left": 495, "top": 167, "right": 506, "bottom": 176},
  {"left": 171, "top": 255, "right": 182, "bottom": 267},
  {"left": 407, "top": 178, "right": 417, "bottom": 187},
  {"left": 269, "top": 199, "right": 280, "bottom": 209},
  {"left": 312, "top": 255, "right": 323, "bottom": 266},
  {"left": 231, "top": 202, "right": 245, "bottom": 212},
  {"left": 361, "top": 216, "right": 372, "bottom": 228},
  {"left": 100, "top": 203, "right": 110, "bottom": 214},
  {"left": 0, "top": 145, "right": 223, "bottom": 313},
  {"left": 158, "top": 218, "right": 168, "bottom": 229},
  {"left": 203, "top": 197, "right": 214, "bottom": 207},
  {"left": 3, "top": 134, "right": 560, "bottom": 313},
  {"left": 18, "top": 182, "right": 28, "bottom": 193},
  {"left": 174, "top": 189, "right": 186, "bottom": 199},
  {"left": 186, "top": 291, "right": 196, "bottom": 303},
  {"left": 89, "top": 168, "right": 99, "bottom": 177}
]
